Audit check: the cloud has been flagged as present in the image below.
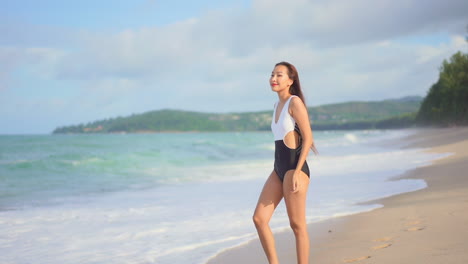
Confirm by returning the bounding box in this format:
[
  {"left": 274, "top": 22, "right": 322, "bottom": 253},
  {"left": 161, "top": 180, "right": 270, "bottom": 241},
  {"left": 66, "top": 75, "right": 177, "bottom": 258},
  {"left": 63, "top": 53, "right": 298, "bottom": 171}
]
[
  {"left": 254, "top": 0, "right": 468, "bottom": 47},
  {"left": 49, "top": 0, "right": 467, "bottom": 82},
  {"left": 0, "top": 46, "right": 65, "bottom": 91},
  {"left": 1, "top": 0, "right": 467, "bottom": 133}
]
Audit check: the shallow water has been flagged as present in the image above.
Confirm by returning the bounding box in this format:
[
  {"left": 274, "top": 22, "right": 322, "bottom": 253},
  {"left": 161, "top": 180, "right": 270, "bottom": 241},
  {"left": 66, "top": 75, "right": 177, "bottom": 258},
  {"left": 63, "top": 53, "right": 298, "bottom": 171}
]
[{"left": 0, "top": 130, "right": 447, "bottom": 264}]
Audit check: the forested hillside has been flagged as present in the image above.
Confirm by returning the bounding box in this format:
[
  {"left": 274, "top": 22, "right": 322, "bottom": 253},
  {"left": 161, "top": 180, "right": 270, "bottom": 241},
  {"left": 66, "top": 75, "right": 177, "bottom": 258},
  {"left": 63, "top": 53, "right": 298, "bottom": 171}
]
[
  {"left": 417, "top": 51, "right": 468, "bottom": 126},
  {"left": 53, "top": 96, "right": 422, "bottom": 133}
]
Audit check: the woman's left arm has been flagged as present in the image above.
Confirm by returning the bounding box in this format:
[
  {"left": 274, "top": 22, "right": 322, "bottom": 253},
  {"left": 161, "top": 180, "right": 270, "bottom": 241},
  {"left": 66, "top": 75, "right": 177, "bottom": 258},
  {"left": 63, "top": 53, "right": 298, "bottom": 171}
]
[{"left": 290, "top": 97, "right": 313, "bottom": 192}]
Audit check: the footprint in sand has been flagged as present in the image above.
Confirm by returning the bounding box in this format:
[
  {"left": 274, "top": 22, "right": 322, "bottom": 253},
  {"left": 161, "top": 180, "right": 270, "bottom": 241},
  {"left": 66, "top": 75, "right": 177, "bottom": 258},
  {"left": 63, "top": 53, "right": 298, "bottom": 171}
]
[
  {"left": 373, "top": 236, "right": 392, "bottom": 242},
  {"left": 405, "top": 220, "right": 421, "bottom": 226},
  {"left": 343, "top": 256, "right": 371, "bottom": 263},
  {"left": 342, "top": 238, "right": 393, "bottom": 262},
  {"left": 406, "top": 226, "right": 425, "bottom": 231},
  {"left": 403, "top": 219, "right": 425, "bottom": 231},
  {"left": 372, "top": 243, "right": 392, "bottom": 250}
]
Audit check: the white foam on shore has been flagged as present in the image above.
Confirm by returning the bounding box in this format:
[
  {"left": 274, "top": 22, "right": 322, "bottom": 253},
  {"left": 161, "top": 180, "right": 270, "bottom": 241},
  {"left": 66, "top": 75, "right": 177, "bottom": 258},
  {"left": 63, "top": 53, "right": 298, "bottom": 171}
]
[
  {"left": 0, "top": 130, "right": 451, "bottom": 264},
  {"left": 0, "top": 150, "right": 443, "bottom": 264}
]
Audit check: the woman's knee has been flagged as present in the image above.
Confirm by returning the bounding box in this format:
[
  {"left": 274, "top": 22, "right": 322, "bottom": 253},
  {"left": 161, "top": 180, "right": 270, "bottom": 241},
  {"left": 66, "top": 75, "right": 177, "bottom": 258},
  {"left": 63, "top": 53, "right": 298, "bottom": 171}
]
[
  {"left": 289, "top": 219, "right": 307, "bottom": 235},
  {"left": 252, "top": 213, "right": 269, "bottom": 229}
]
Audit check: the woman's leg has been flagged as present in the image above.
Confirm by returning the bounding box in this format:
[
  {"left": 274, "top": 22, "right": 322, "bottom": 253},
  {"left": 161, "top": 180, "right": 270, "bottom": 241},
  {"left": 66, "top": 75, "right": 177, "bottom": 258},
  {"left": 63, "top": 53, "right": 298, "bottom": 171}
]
[
  {"left": 253, "top": 170, "right": 284, "bottom": 264},
  {"left": 283, "top": 170, "right": 310, "bottom": 264}
]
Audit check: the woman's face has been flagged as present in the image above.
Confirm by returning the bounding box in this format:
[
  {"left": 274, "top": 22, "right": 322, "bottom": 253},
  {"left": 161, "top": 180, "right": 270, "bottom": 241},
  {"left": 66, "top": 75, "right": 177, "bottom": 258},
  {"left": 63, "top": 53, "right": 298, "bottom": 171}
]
[{"left": 270, "top": 65, "right": 293, "bottom": 92}]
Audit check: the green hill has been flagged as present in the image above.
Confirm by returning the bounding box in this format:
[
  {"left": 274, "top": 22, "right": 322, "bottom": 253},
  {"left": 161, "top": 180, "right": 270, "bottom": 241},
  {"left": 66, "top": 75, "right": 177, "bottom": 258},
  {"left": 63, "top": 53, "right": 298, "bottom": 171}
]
[
  {"left": 310, "top": 96, "right": 421, "bottom": 130},
  {"left": 52, "top": 96, "right": 422, "bottom": 134}
]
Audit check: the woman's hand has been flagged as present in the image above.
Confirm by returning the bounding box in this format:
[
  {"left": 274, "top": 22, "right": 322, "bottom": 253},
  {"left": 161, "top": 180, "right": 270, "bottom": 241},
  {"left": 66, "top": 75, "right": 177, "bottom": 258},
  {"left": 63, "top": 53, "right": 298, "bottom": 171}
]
[{"left": 291, "top": 170, "right": 301, "bottom": 193}]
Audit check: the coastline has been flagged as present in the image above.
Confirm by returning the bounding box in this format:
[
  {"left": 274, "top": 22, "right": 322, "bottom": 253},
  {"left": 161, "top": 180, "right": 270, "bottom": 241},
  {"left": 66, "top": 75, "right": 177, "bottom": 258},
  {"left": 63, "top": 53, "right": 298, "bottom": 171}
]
[{"left": 206, "top": 127, "right": 468, "bottom": 264}]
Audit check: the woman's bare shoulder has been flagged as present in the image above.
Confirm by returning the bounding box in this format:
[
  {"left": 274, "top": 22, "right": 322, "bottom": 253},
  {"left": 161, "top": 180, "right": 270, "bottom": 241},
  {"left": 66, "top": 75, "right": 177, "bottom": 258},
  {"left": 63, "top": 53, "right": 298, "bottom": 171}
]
[{"left": 290, "top": 96, "right": 306, "bottom": 110}]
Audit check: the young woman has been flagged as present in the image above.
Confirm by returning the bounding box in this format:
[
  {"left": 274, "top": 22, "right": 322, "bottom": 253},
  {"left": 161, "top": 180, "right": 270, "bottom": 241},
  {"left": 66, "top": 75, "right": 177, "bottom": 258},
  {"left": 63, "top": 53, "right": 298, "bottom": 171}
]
[{"left": 253, "top": 61, "right": 317, "bottom": 264}]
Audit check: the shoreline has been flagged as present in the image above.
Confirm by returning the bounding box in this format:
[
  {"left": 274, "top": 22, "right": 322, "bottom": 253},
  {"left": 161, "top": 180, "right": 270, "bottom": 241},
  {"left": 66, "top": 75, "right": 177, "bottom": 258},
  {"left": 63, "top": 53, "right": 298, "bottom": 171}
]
[{"left": 206, "top": 127, "right": 468, "bottom": 264}]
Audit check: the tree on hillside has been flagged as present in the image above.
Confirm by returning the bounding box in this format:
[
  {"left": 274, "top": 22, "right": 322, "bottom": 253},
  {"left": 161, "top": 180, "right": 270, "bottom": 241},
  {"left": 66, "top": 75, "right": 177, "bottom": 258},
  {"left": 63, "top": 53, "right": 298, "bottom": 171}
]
[{"left": 417, "top": 51, "right": 468, "bottom": 126}]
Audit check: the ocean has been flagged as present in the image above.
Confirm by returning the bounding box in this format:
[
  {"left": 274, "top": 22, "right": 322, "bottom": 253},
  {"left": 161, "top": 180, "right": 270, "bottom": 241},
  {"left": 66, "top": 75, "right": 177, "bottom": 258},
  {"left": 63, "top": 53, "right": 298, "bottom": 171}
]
[{"left": 0, "top": 130, "right": 448, "bottom": 264}]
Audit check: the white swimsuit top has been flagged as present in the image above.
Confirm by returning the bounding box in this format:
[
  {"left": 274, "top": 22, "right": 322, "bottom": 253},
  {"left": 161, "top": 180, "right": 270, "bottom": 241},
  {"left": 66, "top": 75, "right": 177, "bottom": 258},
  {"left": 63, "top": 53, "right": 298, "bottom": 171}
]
[{"left": 271, "top": 96, "right": 297, "bottom": 141}]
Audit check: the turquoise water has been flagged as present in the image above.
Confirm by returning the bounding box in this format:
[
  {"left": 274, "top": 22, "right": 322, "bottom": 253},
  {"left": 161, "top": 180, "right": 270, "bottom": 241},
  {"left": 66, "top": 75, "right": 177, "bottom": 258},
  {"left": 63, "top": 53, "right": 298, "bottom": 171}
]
[
  {"left": 0, "top": 132, "right": 273, "bottom": 209},
  {"left": 0, "top": 130, "right": 446, "bottom": 263}
]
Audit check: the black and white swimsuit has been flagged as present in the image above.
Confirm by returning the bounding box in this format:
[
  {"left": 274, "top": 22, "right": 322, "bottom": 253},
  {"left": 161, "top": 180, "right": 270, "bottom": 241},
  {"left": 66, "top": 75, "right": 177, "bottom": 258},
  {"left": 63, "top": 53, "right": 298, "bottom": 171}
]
[{"left": 271, "top": 95, "right": 310, "bottom": 182}]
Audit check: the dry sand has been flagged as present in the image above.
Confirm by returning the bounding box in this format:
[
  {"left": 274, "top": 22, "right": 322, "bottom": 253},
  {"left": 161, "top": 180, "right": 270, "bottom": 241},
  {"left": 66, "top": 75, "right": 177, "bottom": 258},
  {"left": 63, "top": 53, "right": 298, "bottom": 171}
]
[{"left": 207, "top": 127, "right": 468, "bottom": 264}]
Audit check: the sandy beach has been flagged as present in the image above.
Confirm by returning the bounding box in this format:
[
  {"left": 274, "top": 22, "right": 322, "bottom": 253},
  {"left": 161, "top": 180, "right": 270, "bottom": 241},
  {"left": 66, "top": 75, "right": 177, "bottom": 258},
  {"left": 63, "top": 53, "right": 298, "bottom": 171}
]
[{"left": 207, "top": 127, "right": 468, "bottom": 264}]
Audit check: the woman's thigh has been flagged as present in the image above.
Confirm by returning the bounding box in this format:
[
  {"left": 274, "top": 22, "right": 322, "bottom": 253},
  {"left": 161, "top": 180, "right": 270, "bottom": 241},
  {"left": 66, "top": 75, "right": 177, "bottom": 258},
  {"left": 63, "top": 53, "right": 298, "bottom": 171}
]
[
  {"left": 253, "top": 170, "right": 284, "bottom": 221},
  {"left": 282, "top": 170, "right": 309, "bottom": 223}
]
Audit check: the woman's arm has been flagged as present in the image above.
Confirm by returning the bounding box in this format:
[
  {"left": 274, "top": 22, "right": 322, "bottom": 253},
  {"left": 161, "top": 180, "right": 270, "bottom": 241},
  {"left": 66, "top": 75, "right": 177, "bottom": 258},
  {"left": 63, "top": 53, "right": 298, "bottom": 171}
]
[
  {"left": 290, "top": 97, "right": 313, "bottom": 168},
  {"left": 289, "top": 97, "right": 314, "bottom": 192}
]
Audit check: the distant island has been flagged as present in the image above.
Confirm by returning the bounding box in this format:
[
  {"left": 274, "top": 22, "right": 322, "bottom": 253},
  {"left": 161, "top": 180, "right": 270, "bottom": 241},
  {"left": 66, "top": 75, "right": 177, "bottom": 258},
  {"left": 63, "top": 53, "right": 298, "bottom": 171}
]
[{"left": 52, "top": 96, "right": 423, "bottom": 134}]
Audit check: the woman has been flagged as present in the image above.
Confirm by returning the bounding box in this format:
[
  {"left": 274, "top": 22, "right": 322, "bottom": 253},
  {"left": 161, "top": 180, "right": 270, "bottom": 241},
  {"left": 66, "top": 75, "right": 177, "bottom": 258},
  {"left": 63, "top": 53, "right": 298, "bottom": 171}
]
[{"left": 253, "top": 61, "right": 317, "bottom": 264}]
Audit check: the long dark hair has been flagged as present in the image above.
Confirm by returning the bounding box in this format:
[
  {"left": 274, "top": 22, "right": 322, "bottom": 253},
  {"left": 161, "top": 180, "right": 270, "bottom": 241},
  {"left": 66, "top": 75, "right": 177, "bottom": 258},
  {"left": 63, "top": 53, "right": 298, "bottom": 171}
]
[
  {"left": 275, "top": 61, "right": 306, "bottom": 106},
  {"left": 275, "top": 61, "right": 318, "bottom": 154}
]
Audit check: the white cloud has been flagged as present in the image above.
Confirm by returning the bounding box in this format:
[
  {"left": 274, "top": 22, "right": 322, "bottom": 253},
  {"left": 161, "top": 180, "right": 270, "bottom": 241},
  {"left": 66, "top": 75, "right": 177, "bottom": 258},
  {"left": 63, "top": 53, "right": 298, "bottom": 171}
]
[
  {"left": 0, "top": 46, "right": 65, "bottom": 92},
  {"left": 49, "top": 0, "right": 467, "bottom": 81},
  {"left": 1, "top": 0, "right": 467, "bottom": 133}
]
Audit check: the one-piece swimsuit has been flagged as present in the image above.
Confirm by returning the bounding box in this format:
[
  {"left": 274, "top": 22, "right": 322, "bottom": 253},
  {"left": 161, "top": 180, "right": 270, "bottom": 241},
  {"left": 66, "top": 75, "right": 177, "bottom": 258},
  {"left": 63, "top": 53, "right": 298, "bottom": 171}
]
[{"left": 271, "top": 95, "right": 310, "bottom": 182}]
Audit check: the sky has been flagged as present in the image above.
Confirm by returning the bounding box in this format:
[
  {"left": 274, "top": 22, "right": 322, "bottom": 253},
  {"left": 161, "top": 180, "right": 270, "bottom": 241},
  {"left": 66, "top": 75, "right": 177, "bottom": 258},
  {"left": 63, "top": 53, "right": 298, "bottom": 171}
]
[{"left": 1, "top": 0, "right": 467, "bottom": 134}]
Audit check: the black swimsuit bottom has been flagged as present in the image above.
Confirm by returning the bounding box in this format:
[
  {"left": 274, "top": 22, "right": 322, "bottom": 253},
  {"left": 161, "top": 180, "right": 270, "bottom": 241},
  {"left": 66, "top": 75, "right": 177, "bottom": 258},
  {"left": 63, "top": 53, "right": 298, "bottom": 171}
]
[{"left": 274, "top": 126, "right": 310, "bottom": 182}]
